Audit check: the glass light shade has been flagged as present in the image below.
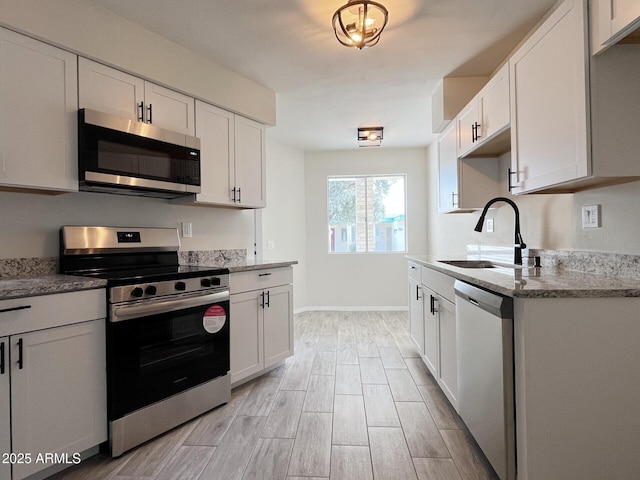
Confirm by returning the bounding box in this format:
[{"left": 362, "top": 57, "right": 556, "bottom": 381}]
[{"left": 332, "top": 0, "right": 389, "bottom": 49}]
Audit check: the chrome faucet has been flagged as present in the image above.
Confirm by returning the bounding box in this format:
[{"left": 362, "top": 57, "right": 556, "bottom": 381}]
[{"left": 474, "top": 197, "right": 527, "bottom": 265}]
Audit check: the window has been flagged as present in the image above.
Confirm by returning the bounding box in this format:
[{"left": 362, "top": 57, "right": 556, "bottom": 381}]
[{"left": 328, "top": 175, "right": 406, "bottom": 253}]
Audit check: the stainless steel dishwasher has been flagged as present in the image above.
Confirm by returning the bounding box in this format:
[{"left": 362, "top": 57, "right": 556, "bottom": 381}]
[{"left": 454, "top": 280, "right": 515, "bottom": 480}]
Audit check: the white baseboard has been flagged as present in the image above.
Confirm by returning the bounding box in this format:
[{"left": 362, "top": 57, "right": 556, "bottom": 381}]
[{"left": 294, "top": 306, "right": 408, "bottom": 314}]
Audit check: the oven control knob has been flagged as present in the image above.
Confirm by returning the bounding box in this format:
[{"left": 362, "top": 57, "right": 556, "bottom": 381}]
[
  {"left": 211, "top": 277, "right": 221, "bottom": 286},
  {"left": 145, "top": 285, "right": 157, "bottom": 296},
  {"left": 200, "top": 278, "right": 212, "bottom": 287},
  {"left": 131, "top": 287, "right": 144, "bottom": 298},
  {"left": 175, "top": 281, "right": 186, "bottom": 291}
]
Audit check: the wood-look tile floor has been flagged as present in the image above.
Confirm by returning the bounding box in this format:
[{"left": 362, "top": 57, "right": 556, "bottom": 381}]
[{"left": 52, "top": 311, "right": 498, "bottom": 480}]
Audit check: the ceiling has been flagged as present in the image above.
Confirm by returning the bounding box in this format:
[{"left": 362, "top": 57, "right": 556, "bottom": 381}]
[{"left": 89, "top": 0, "right": 556, "bottom": 151}]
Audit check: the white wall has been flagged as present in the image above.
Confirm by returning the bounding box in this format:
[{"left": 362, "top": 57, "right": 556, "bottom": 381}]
[
  {"left": 425, "top": 144, "right": 640, "bottom": 257},
  {"left": 305, "top": 148, "right": 428, "bottom": 309},
  {"left": 0, "top": 0, "right": 275, "bottom": 124},
  {"left": 261, "top": 138, "right": 307, "bottom": 310},
  {"left": 0, "top": 191, "right": 255, "bottom": 259}
]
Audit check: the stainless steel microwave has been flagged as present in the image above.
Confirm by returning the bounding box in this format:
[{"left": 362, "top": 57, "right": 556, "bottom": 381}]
[{"left": 78, "top": 109, "right": 201, "bottom": 198}]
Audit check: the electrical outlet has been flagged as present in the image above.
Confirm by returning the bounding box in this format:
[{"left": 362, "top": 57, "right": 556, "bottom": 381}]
[
  {"left": 181, "top": 222, "right": 192, "bottom": 238},
  {"left": 582, "top": 204, "right": 601, "bottom": 228},
  {"left": 267, "top": 240, "right": 275, "bottom": 250},
  {"left": 486, "top": 218, "right": 495, "bottom": 233}
]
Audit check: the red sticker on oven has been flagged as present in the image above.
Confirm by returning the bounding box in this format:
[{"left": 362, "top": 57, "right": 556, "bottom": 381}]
[{"left": 203, "top": 305, "right": 226, "bottom": 333}]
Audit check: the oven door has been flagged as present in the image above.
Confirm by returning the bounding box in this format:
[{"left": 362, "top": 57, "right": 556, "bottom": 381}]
[{"left": 107, "top": 291, "right": 229, "bottom": 420}]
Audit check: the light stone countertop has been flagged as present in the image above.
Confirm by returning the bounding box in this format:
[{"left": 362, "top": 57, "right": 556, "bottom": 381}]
[
  {"left": 0, "top": 275, "right": 107, "bottom": 301},
  {"left": 0, "top": 260, "right": 297, "bottom": 300},
  {"left": 406, "top": 255, "right": 640, "bottom": 298},
  {"left": 203, "top": 259, "right": 298, "bottom": 273}
]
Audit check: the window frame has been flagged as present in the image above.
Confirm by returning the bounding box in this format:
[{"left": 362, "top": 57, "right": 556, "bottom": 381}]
[{"left": 327, "top": 173, "right": 407, "bottom": 254}]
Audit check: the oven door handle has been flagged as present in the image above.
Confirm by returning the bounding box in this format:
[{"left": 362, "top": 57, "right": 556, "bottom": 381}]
[{"left": 111, "top": 290, "right": 229, "bottom": 322}]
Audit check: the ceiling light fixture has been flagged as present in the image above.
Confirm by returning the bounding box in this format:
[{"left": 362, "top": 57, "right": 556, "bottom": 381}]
[
  {"left": 358, "top": 127, "right": 383, "bottom": 147},
  {"left": 332, "top": 0, "right": 389, "bottom": 50}
]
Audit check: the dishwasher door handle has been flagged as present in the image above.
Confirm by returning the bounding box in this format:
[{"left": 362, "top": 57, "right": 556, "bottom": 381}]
[{"left": 454, "top": 280, "right": 512, "bottom": 319}]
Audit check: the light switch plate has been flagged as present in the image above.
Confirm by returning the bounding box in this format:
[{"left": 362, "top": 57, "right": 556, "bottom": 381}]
[
  {"left": 181, "top": 222, "right": 193, "bottom": 238},
  {"left": 486, "top": 218, "right": 494, "bottom": 233},
  {"left": 582, "top": 204, "right": 601, "bottom": 228}
]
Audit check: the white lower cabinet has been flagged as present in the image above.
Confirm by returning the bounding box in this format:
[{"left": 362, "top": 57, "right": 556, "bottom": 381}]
[
  {"left": 407, "top": 262, "right": 424, "bottom": 353},
  {"left": 434, "top": 296, "right": 456, "bottom": 406},
  {"left": 229, "top": 267, "right": 293, "bottom": 384},
  {"left": 0, "top": 336, "right": 10, "bottom": 480},
  {"left": 0, "top": 290, "right": 107, "bottom": 480},
  {"left": 407, "top": 264, "right": 458, "bottom": 409}
]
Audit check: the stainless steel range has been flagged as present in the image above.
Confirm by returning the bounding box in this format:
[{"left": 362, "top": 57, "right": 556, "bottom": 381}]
[{"left": 60, "top": 226, "right": 230, "bottom": 457}]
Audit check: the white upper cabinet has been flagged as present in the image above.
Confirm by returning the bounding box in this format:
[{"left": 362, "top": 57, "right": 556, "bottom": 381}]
[
  {"left": 509, "top": 0, "right": 640, "bottom": 194},
  {"left": 438, "top": 122, "right": 461, "bottom": 212},
  {"left": 592, "top": 0, "right": 640, "bottom": 53},
  {"left": 78, "top": 58, "right": 195, "bottom": 136},
  {"left": 184, "top": 100, "right": 265, "bottom": 209},
  {"left": 0, "top": 28, "right": 78, "bottom": 193},
  {"left": 234, "top": 115, "right": 266, "bottom": 208},
  {"left": 478, "top": 64, "right": 510, "bottom": 148},
  {"left": 144, "top": 82, "right": 195, "bottom": 136},
  {"left": 457, "top": 63, "right": 510, "bottom": 158},
  {"left": 78, "top": 58, "right": 144, "bottom": 120},
  {"left": 438, "top": 121, "right": 500, "bottom": 213},
  {"left": 456, "top": 100, "right": 480, "bottom": 157},
  {"left": 191, "top": 101, "right": 235, "bottom": 205}
]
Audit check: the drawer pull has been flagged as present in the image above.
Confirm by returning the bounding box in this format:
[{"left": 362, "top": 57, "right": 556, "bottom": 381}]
[
  {"left": 0, "top": 305, "right": 32, "bottom": 314},
  {"left": 258, "top": 273, "right": 272, "bottom": 277}
]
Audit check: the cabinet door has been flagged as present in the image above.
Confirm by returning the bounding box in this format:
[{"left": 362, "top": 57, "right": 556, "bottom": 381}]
[
  {"left": 509, "top": 0, "right": 589, "bottom": 194},
  {"left": 408, "top": 278, "right": 424, "bottom": 354},
  {"left": 437, "top": 121, "right": 459, "bottom": 212},
  {"left": 230, "top": 290, "right": 264, "bottom": 383},
  {"left": 0, "top": 337, "right": 10, "bottom": 480},
  {"left": 0, "top": 28, "right": 78, "bottom": 193},
  {"left": 10, "top": 320, "right": 106, "bottom": 480},
  {"left": 263, "top": 284, "right": 293, "bottom": 368},
  {"left": 234, "top": 115, "right": 266, "bottom": 208},
  {"left": 479, "top": 63, "right": 509, "bottom": 143},
  {"left": 78, "top": 57, "right": 144, "bottom": 120},
  {"left": 144, "top": 82, "right": 195, "bottom": 136},
  {"left": 456, "top": 99, "right": 479, "bottom": 157},
  {"left": 423, "top": 289, "right": 439, "bottom": 378},
  {"left": 194, "top": 100, "right": 235, "bottom": 205},
  {"left": 610, "top": 0, "right": 640, "bottom": 40},
  {"left": 437, "top": 297, "right": 457, "bottom": 409}
]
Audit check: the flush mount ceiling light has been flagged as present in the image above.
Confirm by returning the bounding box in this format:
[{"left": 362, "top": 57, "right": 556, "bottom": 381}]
[
  {"left": 358, "top": 127, "right": 383, "bottom": 147},
  {"left": 332, "top": 0, "right": 389, "bottom": 50}
]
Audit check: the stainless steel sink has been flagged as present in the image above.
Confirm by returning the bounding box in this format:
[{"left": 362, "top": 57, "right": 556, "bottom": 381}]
[{"left": 437, "top": 260, "right": 497, "bottom": 269}]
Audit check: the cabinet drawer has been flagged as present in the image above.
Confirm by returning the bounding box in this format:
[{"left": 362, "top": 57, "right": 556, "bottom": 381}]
[
  {"left": 421, "top": 267, "right": 456, "bottom": 303},
  {"left": 0, "top": 289, "right": 105, "bottom": 337},
  {"left": 408, "top": 262, "right": 421, "bottom": 282},
  {"left": 230, "top": 267, "right": 293, "bottom": 294}
]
